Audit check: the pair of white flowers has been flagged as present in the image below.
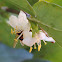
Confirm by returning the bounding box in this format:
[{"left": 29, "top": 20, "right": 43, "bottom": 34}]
[{"left": 7, "top": 11, "right": 55, "bottom": 53}]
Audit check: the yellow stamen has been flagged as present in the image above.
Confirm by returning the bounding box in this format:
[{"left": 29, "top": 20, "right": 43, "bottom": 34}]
[
  {"left": 38, "top": 44, "right": 41, "bottom": 51},
  {"left": 13, "top": 39, "right": 18, "bottom": 48},
  {"left": 29, "top": 47, "right": 32, "bottom": 53},
  {"left": 34, "top": 47, "right": 36, "bottom": 49},
  {"left": 40, "top": 44, "right": 41, "bottom": 48},
  {"left": 16, "top": 26, "right": 18, "bottom": 30},
  {"left": 11, "top": 28, "right": 13, "bottom": 35},
  {"left": 34, "top": 44, "right": 36, "bottom": 49},
  {"left": 43, "top": 40, "right": 47, "bottom": 45}
]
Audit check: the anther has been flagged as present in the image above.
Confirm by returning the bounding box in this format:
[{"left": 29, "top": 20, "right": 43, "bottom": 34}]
[
  {"left": 11, "top": 28, "right": 13, "bottom": 35},
  {"left": 43, "top": 40, "right": 47, "bottom": 45}
]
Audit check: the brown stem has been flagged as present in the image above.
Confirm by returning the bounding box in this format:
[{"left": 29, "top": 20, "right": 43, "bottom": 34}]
[
  {"left": 6, "top": 8, "right": 19, "bottom": 14},
  {"left": 40, "top": 27, "right": 49, "bottom": 37}
]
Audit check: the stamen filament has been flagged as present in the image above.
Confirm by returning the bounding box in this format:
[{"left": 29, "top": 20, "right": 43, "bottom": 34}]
[
  {"left": 43, "top": 40, "right": 47, "bottom": 45},
  {"left": 38, "top": 44, "right": 41, "bottom": 51},
  {"left": 13, "top": 39, "right": 18, "bottom": 48},
  {"left": 29, "top": 47, "right": 32, "bottom": 53},
  {"left": 34, "top": 44, "right": 36, "bottom": 49},
  {"left": 17, "top": 32, "right": 23, "bottom": 40}
]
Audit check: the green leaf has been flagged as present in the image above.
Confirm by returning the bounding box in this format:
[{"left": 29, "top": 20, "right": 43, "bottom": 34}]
[
  {"left": 33, "top": 1, "right": 62, "bottom": 31},
  {"left": 33, "top": 42, "right": 62, "bottom": 62},
  {"left": 0, "top": 0, "right": 6, "bottom": 7},
  {"left": 27, "top": 0, "right": 39, "bottom": 6},
  {"left": 30, "top": 19, "right": 62, "bottom": 62},
  {"left": 28, "top": 17, "right": 62, "bottom": 47},
  {"left": 28, "top": 1, "right": 62, "bottom": 61},
  {"left": 2, "top": 0, "right": 35, "bottom": 17},
  {"left": 45, "top": 0, "right": 62, "bottom": 6},
  {"left": 32, "top": 1, "right": 62, "bottom": 46}
]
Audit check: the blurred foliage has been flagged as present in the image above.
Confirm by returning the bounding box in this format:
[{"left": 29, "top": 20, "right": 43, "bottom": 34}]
[
  {"left": 0, "top": 0, "right": 62, "bottom": 62},
  {"left": 33, "top": 1, "right": 62, "bottom": 31},
  {"left": 1, "top": 0, "right": 35, "bottom": 17},
  {"left": 0, "top": 9, "right": 9, "bottom": 18},
  {"left": 33, "top": 42, "right": 62, "bottom": 62}
]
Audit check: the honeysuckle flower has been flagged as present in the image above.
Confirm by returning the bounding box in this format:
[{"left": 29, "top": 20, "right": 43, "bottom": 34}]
[
  {"left": 22, "top": 31, "right": 41, "bottom": 52},
  {"left": 7, "top": 10, "right": 55, "bottom": 53},
  {"left": 7, "top": 11, "right": 31, "bottom": 32},
  {"left": 38, "top": 30, "right": 55, "bottom": 44}
]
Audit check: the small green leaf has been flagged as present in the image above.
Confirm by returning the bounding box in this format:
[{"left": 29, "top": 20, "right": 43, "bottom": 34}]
[
  {"left": 33, "top": 1, "right": 62, "bottom": 31},
  {"left": 29, "top": 20, "right": 39, "bottom": 37},
  {"left": 2, "top": 0, "right": 36, "bottom": 17}
]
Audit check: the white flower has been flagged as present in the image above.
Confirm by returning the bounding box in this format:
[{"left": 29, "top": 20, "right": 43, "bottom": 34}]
[
  {"left": 22, "top": 31, "right": 35, "bottom": 47},
  {"left": 8, "top": 11, "right": 55, "bottom": 53},
  {"left": 23, "top": 31, "right": 32, "bottom": 38},
  {"left": 7, "top": 11, "right": 30, "bottom": 32},
  {"left": 38, "top": 30, "right": 55, "bottom": 43},
  {"left": 13, "top": 29, "right": 55, "bottom": 53},
  {"left": 17, "top": 11, "right": 30, "bottom": 31}
]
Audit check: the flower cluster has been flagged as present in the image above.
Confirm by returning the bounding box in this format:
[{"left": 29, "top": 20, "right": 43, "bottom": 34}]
[{"left": 7, "top": 11, "right": 55, "bottom": 53}]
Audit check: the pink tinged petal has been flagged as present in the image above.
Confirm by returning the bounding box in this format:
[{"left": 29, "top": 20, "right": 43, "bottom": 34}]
[{"left": 44, "top": 37, "right": 55, "bottom": 43}]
